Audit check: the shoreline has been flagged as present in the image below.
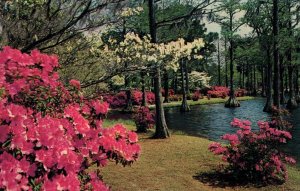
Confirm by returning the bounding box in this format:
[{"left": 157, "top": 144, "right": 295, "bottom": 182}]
[{"left": 149, "top": 96, "right": 255, "bottom": 109}]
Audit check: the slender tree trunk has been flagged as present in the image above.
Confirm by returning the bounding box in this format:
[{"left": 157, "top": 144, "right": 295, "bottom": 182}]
[
  {"left": 250, "top": 65, "right": 253, "bottom": 94},
  {"left": 279, "top": 55, "right": 286, "bottom": 103},
  {"left": 286, "top": 0, "right": 297, "bottom": 109},
  {"left": 225, "top": 38, "right": 228, "bottom": 87},
  {"left": 148, "top": 0, "right": 169, "bottom": 138},
  {"left": 295, "top": 67, "right": 300, "bottom": 102},
  {"left": 287, "top": 64, "right": 297, "bottom": 109},
  {"left": 184, "top": 61, "right": 190, "bottom": 98},
  {"left": 239, "top": 70, "right": 242, "bottom": 88},
  {"left": 242, "top": 64, "right": 245, "bottom": 89},
  {"left": 253, "top": 64, "right": 257, "bottom": 96},
  {"left": 163, "top": 70, "right": 170, "bottom": 103},
  {"left": 261, "top": 66, "right": 266, "bottom": 97},
  {"left": 264, "top": 48, "right": 273, "bottom": 112},
  {"left": 173, "top": 73, "right": 178, "bottom": 95},
  {"left": 285, "top": 69, "right": 289, "bottom": 93},
  {"left": 141, "top": 71, "right": 147, "bottom": 106},
  {"left": 273, "top": 0, "right": 280, "bottom": 108},
  {"left": 218, "top": 38, "right": 221, "bottom": 85},
  {"left": 151, "top": 78, "right": 155, "bottom": 92},
  {"left": 225, "top": 36, "right": 240, "bottom": 107},
  {"left": 180, "top": 59, "right": 190, "bottom": 112}
]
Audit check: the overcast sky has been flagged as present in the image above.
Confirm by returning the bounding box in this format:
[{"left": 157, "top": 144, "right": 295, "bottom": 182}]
[{"left": 205, "top": 20, "right": 253, "bottom": 36}]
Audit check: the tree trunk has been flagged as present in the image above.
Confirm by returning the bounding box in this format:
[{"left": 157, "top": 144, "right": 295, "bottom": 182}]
[
  {"left": 287, "top": 65, "right": 297, "bottom": 109},
  {"left": 295, "top": 67, "right": 300, "bottom": 102},
  {"left": 148, "top": 0, "right": 169, "bottom": 138},
  {"left": 250, "top": 65, "right": 253, "bottom": 94},
  {"left": 218, "top": 38, "right": 221, "bottom": 86},
  {"left": 225, "top": 38, "right": 228, "bottom": 87},
  {"left": 279, "top": 55, "right": 286, "bottom": 104},
  {"left": 273, "top": 0, "right": 280, "bottom": 108},
  {"left": 124, "top": 63, "right": 133, "bottom": 111},
  {"left": 180, "top": 60, "right": 190, "bottom": 112},
  {"left": 225, "top": 36, "right": 240, "bottom": 107},
  {"left": 261, "top": 66, "right": 266, "bottom": 97},
  {"left": 286, "top": 0, "right": 297, "bottom": 109},
  {"left": 163, "top": 70, "right": 170, "bottom": 103},
  {"left": 264, "top": 48, "right": 273, "bottom": 112},
  {"left": 225, "top": 11, "right": 240, "bottom": 107},
  {"left": 184, "top": 61, "right": 190, "bottom": 98},
  {"left": 242, "top": 64, "right": 245, "bottom": 89},
  {"left": 239, "top": 70, "right": 242, "bottom": 88},
  {"left": 253, "top": 64, "right": 257, "bottom": 96},
  {"left": 173, "top": 73, "right": 178, "bottom": 94},
  {"left": 141, "top": 71, "right": 147, "bottom": 106}
]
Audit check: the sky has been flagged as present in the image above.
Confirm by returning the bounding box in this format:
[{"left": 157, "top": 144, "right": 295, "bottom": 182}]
[
  {"left": 203, "top": 2, "right": 253, "bottom": 36},
  {"left": 205, "top": 19, "right": 253, "bottom": 36}
]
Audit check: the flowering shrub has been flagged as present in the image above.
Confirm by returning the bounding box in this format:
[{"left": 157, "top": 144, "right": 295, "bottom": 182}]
[
  {"left": 133, "top": 106, "right": 155, "bottom": 132},
  {"left": 146, "top": 91, "right": 155, "bottom": 105},
  {"left": 161, "top": 89, "right": 175, "bottom": 97},
  {"left": 235, "top": 89, "right": 247, "bottom": 97},
  {"left": 207, "top": 86, "right": 229, "bottom": 98},
  {"left": 207, "top": 90, "right": 227, "bottom": 98},
  {"left": 103, "top": 91, "right": 127, "bottom": 109},
  {"left": 131, "top": 90, "right": 143, "bottom": 105},
  {"left": 103, "top": 90, "right": 155, "bottom": 108},
  {"left": 192, "top": 90, "right": 203, "bottom": 101},
  {"left": 0, "top": 47, "right": 140, "bottom": 190},
  {"left": 209, "top": 118, "right": 296, "bottom": 183}
]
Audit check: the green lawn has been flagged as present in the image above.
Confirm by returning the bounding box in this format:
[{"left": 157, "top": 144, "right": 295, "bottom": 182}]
[
  {"left": 100, "top": 122, "right": 300, "bottom": 191},
  {"left": 148, "top": 96, "right": 255, "bottom": 109}
]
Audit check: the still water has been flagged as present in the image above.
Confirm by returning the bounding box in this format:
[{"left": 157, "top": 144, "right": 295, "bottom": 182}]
[{"left": 165, "top": 98, "right": 300, "bottom": 166}]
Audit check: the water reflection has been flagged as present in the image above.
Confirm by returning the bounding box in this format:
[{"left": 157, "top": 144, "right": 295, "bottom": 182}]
[{"left": 165, "top": 98, "right": 300, "bottom": 166}]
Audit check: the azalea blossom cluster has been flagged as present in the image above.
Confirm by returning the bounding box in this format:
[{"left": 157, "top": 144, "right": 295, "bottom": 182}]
[
  {"left": 209, "top": 118, "right": 296, "bottom": 182},
  {"left": 0, "top": 47, "right": 140, "bottom": 190},
  {"left": 103, "top": 90, "right": 155, "bottom": 109},
  {"left": 207, "top": 86, "right": 229, "bottom": 98},
  {"left": 133, "top": 106, "right": 155, "bottom": 133}
]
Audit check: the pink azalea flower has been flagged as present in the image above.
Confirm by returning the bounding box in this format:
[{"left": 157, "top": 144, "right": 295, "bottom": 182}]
[{"left": 69, "top": 79, "right": 81, "bottom": 90}]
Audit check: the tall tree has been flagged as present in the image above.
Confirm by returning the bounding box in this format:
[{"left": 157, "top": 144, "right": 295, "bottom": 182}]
[
  {"left": 217, "top": 37, "right": 222, "bottom": 85},
  {"left": 285, "top": 0, "right": 298, "bottom": 109},
  {"left": 244, "top": 0, "right": 274, "bottom": 112},
  {"left": 148, "top": 0, "right": 170, "bottom": 138},
  {"left": 214, "top": 0, "right": 243, "bottom": 107},
  {"left": 180, "top": 59, "right": 190, "bottom": 112},
  {"left": 273, "top": 0, "right": 280, "bottom": 108}
]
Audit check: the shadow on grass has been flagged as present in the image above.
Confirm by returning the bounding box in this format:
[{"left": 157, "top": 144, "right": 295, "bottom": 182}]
[{"left": 193, "top": 170, "right": 285, "bottom": 189}]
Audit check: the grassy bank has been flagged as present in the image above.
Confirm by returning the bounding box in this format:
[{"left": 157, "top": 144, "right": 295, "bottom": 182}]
[
  {"left": 149, "top": 96, "right": 255, "bottom": 109},
  {"left": 100, "top": 123, "right": 300, "bottom": 191}
]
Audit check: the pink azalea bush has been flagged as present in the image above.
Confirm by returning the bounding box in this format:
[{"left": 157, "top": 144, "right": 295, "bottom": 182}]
[
  {"left": 0, "top": 47, "right": 140, "bottom": 190},
  {"left": 207, "top": 86, "right": 229, "bottom": 98},
  {"left": 103, "top": 91, "right": 127, "bottom": 109},
  {"left": 103, "top": 90, "right": 155, "bottom": 109},
  {"left": 146, "top": 91, "right": 155, "bottom": 105},
  {"left": 161, "top": 88, "right": 175, "bottom": 97},
  {"left": 192, "top": 90, "right": 203, "bottom": 101},
  {"left": 133, "top": 106, "right": 155, "bottom": 133},
  {"left": 209, "top": 118, "right": 296, "bottom": 183}
]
